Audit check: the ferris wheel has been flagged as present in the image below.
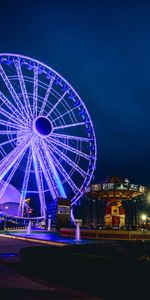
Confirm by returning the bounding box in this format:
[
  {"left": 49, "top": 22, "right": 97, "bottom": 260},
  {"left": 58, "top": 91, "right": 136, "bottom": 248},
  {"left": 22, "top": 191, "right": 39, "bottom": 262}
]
[{"left": 0, "top": 54, "right": 96, "bottom": 217}]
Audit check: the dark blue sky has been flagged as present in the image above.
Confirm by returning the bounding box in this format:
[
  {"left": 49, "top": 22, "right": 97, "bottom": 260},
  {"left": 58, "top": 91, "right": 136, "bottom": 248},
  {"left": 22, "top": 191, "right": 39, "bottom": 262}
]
[{"left": 0, "top": 0, "right": 150, "bottom": 185}]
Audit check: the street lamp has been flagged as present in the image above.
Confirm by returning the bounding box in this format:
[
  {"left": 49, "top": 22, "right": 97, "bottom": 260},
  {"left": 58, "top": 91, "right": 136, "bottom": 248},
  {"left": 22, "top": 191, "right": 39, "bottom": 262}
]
[{"left": 4, "top": 206, "right": 8, "bottom": 231}]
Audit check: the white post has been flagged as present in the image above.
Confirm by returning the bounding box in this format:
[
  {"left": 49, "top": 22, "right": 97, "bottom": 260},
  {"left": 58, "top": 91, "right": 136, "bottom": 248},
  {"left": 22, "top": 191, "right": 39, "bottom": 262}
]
[
  {"left": 48, "top": 215, "right": 51, "bottom": 231},
  {"left": 4, "top": 214, "right": 7, "bottom": 232},
  {"left": 75, "top": 221, "right": 81, "bottom": 241},
  {"left": 27, "top": 219, "right": 31, "bottom": 234}
]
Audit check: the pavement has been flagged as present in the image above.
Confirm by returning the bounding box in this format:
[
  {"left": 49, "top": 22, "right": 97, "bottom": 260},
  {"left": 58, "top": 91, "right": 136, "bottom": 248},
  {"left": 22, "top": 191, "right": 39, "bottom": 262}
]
[{"left": 0, "top": 235, "right": 102, "bottom": 300}]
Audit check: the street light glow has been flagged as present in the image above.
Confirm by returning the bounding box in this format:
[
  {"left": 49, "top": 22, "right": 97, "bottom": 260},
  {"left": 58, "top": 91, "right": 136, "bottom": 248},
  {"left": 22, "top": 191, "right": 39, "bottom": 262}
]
[
  {"left": 147, "top": 193, "right": 150, "bottom": 203},
  {"left": 141, "top": 214, "right": 147, "bottom": 221}
]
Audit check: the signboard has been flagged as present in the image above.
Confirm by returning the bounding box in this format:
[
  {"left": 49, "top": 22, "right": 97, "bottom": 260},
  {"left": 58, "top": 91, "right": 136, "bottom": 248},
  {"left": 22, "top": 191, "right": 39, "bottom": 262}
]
[
  {"left": 116, "top": 183, "right": 128, "bottom": 190},
  {"left": 129, "top": 184, "right": 139, "bottom": 191},
  {"left": 102, "top": 183, "right": 115, "bottom": 190},
  {"left": 58, "top": 206, "right": 70, "bottom": 215},
  {"left": 91, "top": 184, "right": 101, "bottom": 191},
  {"left": 57, "top": 198, "right": 71, "bottom": 229}
]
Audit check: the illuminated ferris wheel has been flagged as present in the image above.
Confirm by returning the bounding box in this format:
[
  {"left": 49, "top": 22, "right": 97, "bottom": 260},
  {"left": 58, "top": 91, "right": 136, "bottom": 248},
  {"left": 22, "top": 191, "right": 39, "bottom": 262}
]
[{"left": 0, "top": 54, "right": 96, "bottom": 217}]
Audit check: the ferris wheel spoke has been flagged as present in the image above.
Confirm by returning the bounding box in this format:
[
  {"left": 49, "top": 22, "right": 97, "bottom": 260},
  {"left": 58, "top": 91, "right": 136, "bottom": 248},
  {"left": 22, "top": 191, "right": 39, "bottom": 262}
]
[
  {"left": 41, "top": 139, "right": 67, "bottom": 198},
  {"left": 33, "top": 141, "right": 57, "bottom": 200},
  {"left": 49, "top": 149, "right": 81, "bottom": 195},
  {"left": 0, "top": 150, "right": 25, "bottom": 200},
  {"left": 0, "top": 106, "right": 25, "bottom": 128},
  {"left": 51, "top": 133, "right": 92, "bottom": 142},
  {"left": 33, "top": 66, "right": 38, "bottom": 117},
  {"left": 0, "top": 135, "right": 31, "bottom": 181},
  {"left": 52, "top": 106, "right": 78, "bottom": 122},
  {"left": 47, "top": 90, "right": 69, "bottom": 117},
  {"left": 14, "top": 59, "right": 33, "bottom": 119},
  {"left": 0, "top": 118, "right": 24, "bottom": 130},
  {"left": 40, "top": 77, "right": 55, "bottom": 115},
  {"left": 0, "top": 91, "right": 28, "bottom": 125},
  {"left": 0, "top": 130, "right": 18, "bottom": 135},
  {"left": 0, "top": 136, "right": 18, "bottom": 147},
  {"left": 18, "top": 147, "right": 32, "bottom": 217},
  {"left": 0, "top": 145, "right": 7, "bottom": 159},
  {"left": 0, "top": 64, "right": 29, "bottom": 119},
  {"left": 49, "top": 137, "right": 91, "bottom": 160},
  {"left": 0, "top": 131, "right": 29, "bottom": 148},
  {"left": 53, "top": 122, "right": 86, "bottom": 131},
  {"left": 32, "top": 144, "right": 46, "bottom": 217},
  {"left": 46, "top": 141, "right": 87, "bottom": 178}
]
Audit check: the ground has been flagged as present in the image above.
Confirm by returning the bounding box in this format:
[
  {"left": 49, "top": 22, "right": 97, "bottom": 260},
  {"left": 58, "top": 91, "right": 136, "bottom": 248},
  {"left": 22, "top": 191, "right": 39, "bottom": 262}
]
[{"left": 0, "top": 236, "right": 101, "bottom": 300}]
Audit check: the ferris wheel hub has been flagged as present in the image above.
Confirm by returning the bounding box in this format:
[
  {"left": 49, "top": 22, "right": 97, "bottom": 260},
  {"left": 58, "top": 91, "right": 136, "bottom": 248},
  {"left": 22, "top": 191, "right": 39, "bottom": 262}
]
[{"left": 33, "top": 116, "right": 52, "bottom": 137}]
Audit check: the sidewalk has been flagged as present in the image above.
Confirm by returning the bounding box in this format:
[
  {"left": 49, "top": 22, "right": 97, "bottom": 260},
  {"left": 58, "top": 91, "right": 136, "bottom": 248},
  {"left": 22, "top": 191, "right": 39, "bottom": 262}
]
[{"left": 0, "top": 236, "right": 101, "bottom": 300}]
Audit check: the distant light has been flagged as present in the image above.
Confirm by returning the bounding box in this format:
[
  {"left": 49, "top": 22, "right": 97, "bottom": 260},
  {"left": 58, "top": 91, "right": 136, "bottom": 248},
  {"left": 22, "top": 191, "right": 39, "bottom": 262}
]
[
  {"left": 141, "top": 214, "right": 147, "bottom": 221},
  {"left": 5, "top": 206, "right": 8, "bottom": 210},
  {"left": 25, "top": 198, "right": 30, "bottom": 202},
  {"left": 147, "top": 193, "right": 150, "bottom": 203}
]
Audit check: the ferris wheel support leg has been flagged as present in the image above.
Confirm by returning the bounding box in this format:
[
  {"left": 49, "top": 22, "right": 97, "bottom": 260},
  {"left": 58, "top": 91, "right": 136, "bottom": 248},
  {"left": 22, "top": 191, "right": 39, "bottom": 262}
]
[
  {"left": 33, "top": 142, "right": 57, "bottom": 201},
  {"left": 18, "top": 148, "right": 32, "bottom": 217},
  {"left": 32, "top": 144, "right": 46, "bottom": 218},
  {"left": 49, "top": 149, "right": 80, "bottom": 195},
  {"left": 42, "top": 140, "right": 67, "bottom": 199}
]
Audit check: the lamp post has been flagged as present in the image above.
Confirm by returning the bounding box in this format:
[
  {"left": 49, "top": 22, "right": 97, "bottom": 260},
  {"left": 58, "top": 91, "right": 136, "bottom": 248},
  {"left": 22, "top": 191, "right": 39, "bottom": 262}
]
[{"left": 4, "top": 206, "right": 8, "bottom": 232}]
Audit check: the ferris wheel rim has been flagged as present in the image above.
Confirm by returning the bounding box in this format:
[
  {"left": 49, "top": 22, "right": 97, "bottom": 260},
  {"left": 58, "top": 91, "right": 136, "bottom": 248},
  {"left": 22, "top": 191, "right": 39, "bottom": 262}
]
[{"left": 0, "top": 53, "right": 97, "bottom": 212}]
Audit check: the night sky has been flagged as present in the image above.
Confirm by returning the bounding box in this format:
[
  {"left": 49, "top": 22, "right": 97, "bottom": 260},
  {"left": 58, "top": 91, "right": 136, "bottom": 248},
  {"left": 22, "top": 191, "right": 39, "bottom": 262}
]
[{"left": 0, "top": 0, "right": 150, "bottom": 186}]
